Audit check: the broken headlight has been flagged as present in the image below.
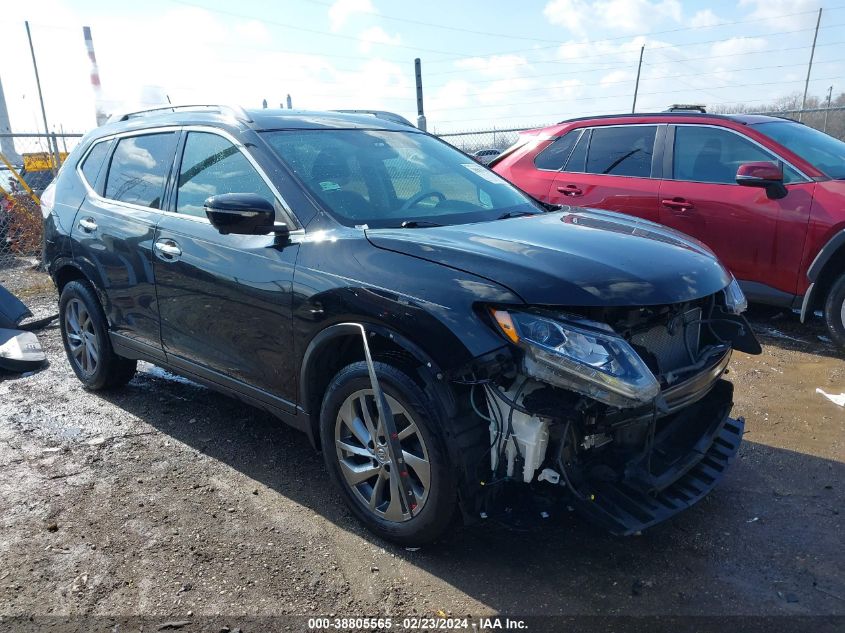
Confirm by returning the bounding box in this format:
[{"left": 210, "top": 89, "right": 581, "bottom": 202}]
[
  {"left": 724, "top": 277, "right": 748, "bottom": 315},
  {"left": 490, "top": 308, "right": 660, "bottom": 408}
]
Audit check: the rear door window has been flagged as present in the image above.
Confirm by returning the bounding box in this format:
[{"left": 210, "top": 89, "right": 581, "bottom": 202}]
[
  {"left": 673, "top": 125, "right": 802, "bottom": 184},
  {"left": 176, "top": 132, "right": 275, "bottom": 218},
  {"left": 565, "top": 129, "right": 590, "bottom": 173},
  {"left": 585, "top": 125, "right": 657, "bottom": 177},
  {"left": 533, "top": 130, "right": 582, "bottom": 171},
  {"left": 104, "top": 133, "right": 178, "bottom": 209},
  {"left": 80, "top": 140, "right": 111, "bottom": 189}
]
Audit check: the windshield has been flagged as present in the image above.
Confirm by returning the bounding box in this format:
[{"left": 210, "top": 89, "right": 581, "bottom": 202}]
[
  {"left": 753, "top": 120, "right": 845, "bottom": 179},
  {"left": 261, "top": 129, "right": 540, "bottom": 228}
]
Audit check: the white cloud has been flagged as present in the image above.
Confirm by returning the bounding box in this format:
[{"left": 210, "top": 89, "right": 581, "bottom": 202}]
[
  {"left": 544, "top": 0, "right": 682, "bottom": 35},
  {"left": 234, "top": 20, "right": 271, "bottom": 45},
  {"left": 548, "top": 79, "right": 585, "bottom": 101},
  {"left": 543, "top": 0, "right": 589, "bottom": 31},
  {"left": 710, "top": 36, "right": 768, "bottom": 58},
  {"left": 455, "top": 55, "right": 531, "bottom": 78},
  {"left": 328, "top": 0, "right": 375, "bottom": 32},
  {"left": 600, "top": 69, "right": 634, "bottom": 86},
  {"left": 0, "top": 2, "right": 420, "bottom": 134},
  {"left": 689, "top": 9, "right": 720, "bottom": 28},
  {"left": 558, "top": 35, "right": 651, "bottom": 64},
  {"left": 739, "top": 0, "right": 820, "bottom": 30},
  {"left": 358, "top": 26, "right": 401, "bottom": 53}
]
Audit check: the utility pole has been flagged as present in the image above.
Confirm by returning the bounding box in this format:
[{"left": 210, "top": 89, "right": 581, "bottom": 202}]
[
  {"left": 631, "top": 46, "right": 644, "bottom": 114},
  {"left": 414, "top": 58, "right": 426, "bottom": 131},
  {"left": 0, "top": 76, "right": 23, "bottom": 164},
  {"left": 800, "top": 7, "right": 823, "bottom": 122},
  {"left": 82, "top": 26, "right": 107, "bottom": 126},
  {"left": 823, "top": 85, "right": 833, "bottom": 132},
  {"left": 25, "top": 21, "right": 59, "bottom": 174}
]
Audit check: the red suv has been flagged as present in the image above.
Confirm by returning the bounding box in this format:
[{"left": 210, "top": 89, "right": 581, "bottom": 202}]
[{"left": 492, "top": 113, "right": 845, "bottom": 347}]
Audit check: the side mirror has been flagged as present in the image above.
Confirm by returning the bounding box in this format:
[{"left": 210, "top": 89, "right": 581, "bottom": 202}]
[
  {"left": 735, "top": 162, "right": 787, "bottom": 199},
  {"left": 204, "top": 193, "right": 286, "bottom": 236}
]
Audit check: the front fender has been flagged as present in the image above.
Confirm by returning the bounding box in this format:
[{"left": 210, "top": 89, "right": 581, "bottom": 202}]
[
  {"left": 299, "top": 321, "right": 457, "bottom": 419},
  {"left": 807, "top": 228, "right": 845, "bottom": 282}
]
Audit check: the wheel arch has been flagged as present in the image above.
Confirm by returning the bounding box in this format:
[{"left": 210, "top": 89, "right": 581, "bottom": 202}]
[
  {"left": 52, "top": 261, "right": 88, "bottom": 294},
  {"left": 299, "top": 322, "right": 458, "bottom": 449},
  {"left": 50, "top": 259, "right": 121, "bottom": 332},
  {"left": 803, "top": 228, "right": 845, "bottom": 321}
]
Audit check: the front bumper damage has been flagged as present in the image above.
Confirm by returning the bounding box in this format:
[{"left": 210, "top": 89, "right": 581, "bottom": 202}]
[
  {"left": 479, "top": 360, "right": 742, "bottom": 535},
  {"left": 468, "top": 295, "right": 758, "bottom": 536},
  {"left": 578, "top": 380, "right": 741, "bottom": 535}
]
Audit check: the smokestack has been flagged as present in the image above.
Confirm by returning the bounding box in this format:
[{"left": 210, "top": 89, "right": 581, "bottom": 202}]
[
  {"left": 0, "top": 76, "right": 22, "bottom": 164},
  {"left": 82, "top": 26, "right": 107, "bottom": 126}
]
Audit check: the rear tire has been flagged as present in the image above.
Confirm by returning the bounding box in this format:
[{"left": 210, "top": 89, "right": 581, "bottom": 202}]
[
  {"left": 59, "top": 280, "right": 136, "bottom": 390},
  {"left": 823, "top": 273, "right": 845, "bottom": 349},
  {"left": 319, "top": 361, "right": 457, "bottom": 545}
]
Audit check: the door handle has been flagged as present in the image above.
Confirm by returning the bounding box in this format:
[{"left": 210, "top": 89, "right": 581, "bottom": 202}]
[
  {"left": 154, "top": 239, "right": 182, "bottom": 260},
  {"left": 78, "top": 217, "right": 98, "bottom": 232},
  {"left": 662, "top": 198, "right": 695, "bottom": 213},
  {"left": 556, "top": 184, "right": 583, "bottom": 196}
]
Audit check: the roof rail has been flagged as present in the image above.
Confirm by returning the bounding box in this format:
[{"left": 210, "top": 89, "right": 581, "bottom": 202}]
[
  {"left": 108, "top": 104, "right": 253, "bottom": 124},
  {"left": 331, "top": 109, "right": 415, "bottom": 128},
  {"left": 664, "top": 104, "right": 707, "bottom": 113}
]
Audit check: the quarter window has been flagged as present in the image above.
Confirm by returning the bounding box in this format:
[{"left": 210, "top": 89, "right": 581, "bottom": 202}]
[
  {"left": 672, "top": 126, "right": 801, "bottom": 184},
  {"left": 586, "top": 126, "right": 657, "bottom": 178},
  {"left": 533, "top": 130, "right": 581, "bottom": 171},
  {"left": 80, "top": 140, "right": 110, "bottom": 189},
  {"left": 176, "top": 132, "right": 275, "bottom": 217},
  {"left": 104, "top": 133, "right": 177, "bottom": 209}
]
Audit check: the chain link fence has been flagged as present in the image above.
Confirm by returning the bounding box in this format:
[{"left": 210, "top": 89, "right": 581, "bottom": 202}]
[
  {"left": 437, "top": 126, "right": 533, "bottom": 156},
  {"left": 0, "top": 133, "right": 83, "bottom": 268},
  {"left": 436, "top": 106, "right": 845, "bottom": 155}
]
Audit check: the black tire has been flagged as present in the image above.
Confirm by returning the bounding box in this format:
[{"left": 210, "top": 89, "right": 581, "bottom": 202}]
[
  {"left": 319, "top": 361, "right": 458, "bottom": 545},
  {"left": 59, "top": 280, "right": 136, "bottom": 390},
  {"left": 824, "top": 273, "right": 845, "bottom": 348}
]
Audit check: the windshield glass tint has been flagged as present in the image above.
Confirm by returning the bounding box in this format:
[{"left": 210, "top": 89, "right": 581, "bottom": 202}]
[
  {"left": 261, "top": 129, "right": 538, "bottom": 228},
  {"left": 753, "top": 120, "right": 845, "bottom": 179}
]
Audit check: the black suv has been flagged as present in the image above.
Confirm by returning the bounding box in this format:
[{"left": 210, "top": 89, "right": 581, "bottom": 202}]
[{"left": 42, "top": 106, "right": 760, "bottom": 544}]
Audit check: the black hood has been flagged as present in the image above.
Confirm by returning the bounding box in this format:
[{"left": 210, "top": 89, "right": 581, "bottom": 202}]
[{"left": 365, "top": 208, "right": 732, "bottom": 306}]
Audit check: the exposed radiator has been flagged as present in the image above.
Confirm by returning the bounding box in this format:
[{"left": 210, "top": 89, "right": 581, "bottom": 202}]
[{"left": 631, "top": 307, "right": 702, "bottom": 374}]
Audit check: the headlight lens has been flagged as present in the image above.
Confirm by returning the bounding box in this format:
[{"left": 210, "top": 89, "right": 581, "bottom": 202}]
[
  {"left": 490, "top": 308, "right": 660, "bottom": 408},
  {"left": 724, "top": 277, "right": 748, "bottom": 314}
]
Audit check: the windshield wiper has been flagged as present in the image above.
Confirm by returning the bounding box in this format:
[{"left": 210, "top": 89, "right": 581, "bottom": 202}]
[
  {"left": 399, "top": 220, "right": 444, "bottom": 228},
  {"left": 538, "top": 201, "right": 563, "bottom": 212},
  {"left": 497, "top": 210, "right": 538, "bottom": 220}
]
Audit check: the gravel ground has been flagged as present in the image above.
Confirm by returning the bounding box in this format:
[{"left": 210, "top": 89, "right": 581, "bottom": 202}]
[{"left": 0, "top": 261, "right": 843, "bottom": 624}]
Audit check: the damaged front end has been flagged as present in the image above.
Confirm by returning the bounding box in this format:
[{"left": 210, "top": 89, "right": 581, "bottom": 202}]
[{"left": 464, "top": 279, "right": 760, "bottom": 535}]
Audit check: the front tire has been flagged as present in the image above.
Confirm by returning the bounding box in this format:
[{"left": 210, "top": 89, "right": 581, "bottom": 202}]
[
  {"left": 823, "top": 273, "right": 845, "bottom": 348},
  {"left": 319, "top": 361, "right": 457, "bottom": 545},
  {"left": 59, "top": 280, "right": 137, "bottom": 390}
]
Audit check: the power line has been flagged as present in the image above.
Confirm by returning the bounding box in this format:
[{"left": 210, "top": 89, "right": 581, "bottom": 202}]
[
  {"left": 420, "top": 38, "right": 845, "bottom": 92},
  {"left": 427, "top": 75, "right": 844, "bottom": 113},
  {"left": 170, "top": 0, "right": 472, "bottom": 58},
  {"left": 424, "top": 11, "right": 845, "bottom": 67},
  {"left": 436, "top": 58, "right": 845, "bottom": 101},
  {"left": 170, "top": 0, "right": 845, "bottom": 72},
  {"left": 424, "top": 22, "right": 845, "bottom": 76},
  {"left": 23, "top": 19, "right": 404, "bottom": 66},
  {"left": 291, "top": 0, "right": 844, "bottom": 46}
]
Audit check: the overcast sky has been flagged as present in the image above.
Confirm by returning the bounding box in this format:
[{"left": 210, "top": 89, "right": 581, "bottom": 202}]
[{"left": 1, "top": 0, "right": 843, "bottom": 134}]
